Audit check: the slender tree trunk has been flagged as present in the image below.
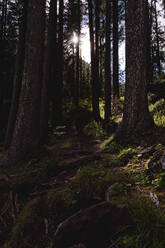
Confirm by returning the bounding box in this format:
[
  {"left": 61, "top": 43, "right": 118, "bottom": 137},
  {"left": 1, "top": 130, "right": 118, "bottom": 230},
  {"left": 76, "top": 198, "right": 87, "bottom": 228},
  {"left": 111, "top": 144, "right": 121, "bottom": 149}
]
[
  {"left": 95, "top": 0, "right": 100, "bottom": 99},
  {"left": 88, "top": 0, "right": 100, "bottom": 120},
  {"left": 145, "top": 0, "right": 153, "bottom": 84},
  {"left": 113, "top": 0, "right": 119, "bottom": 99},
  {"left": 4, "top": 0, "right": 27, "bottom": 149},
  {"left": 52, "top": 0, "right": 63, "bottom": 125},
  {"left": 0, "top": 0, "right": 5, "bottom": 40},
  {"left": 150, "top": 0, "right": 154, "bottom": 79},
  {"left": 154, "top": 0, "right": 161, "bottom": 75},
  {"left": 117, "top": 0, "right": 154, "bottom": 136},
  {"left": 104, "top": 0, "right": 111, "bottom": 121},
  {"left": 0, "top": 0, "right": 7, "bottom": 133},
  {"left": 1, "top": 0, "right": 45, "bottom": 165},
  {"left": 57, "top": 0, "right": 64, "bottom": 121},
  {"left": 75, "top": 0, "right": 81, "bottom": 107},
  {"left": 50, "top": 0, "right": 58, "bottom": 128}
]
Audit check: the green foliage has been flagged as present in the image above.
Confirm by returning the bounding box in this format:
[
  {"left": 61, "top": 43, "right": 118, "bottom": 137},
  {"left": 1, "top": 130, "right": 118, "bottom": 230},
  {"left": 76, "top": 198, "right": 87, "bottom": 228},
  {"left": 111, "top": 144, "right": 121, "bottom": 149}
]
[
  {"left": 83, "top": 120, "right": 108, "bottom": 139},
  {"left": 149, "top": 99, "right": 165, "bottom": 127},
  {"left": 152, "top": 173, "right": 165, "bottom": 189},
  {"left": 101, "top": 135, "right": 116, "bottom": 151},
  {"left": 102, "top": 140, "right": 122, "bottom": 153},
  {"left": 109, "top": 194, "right": 165, "bottom": 248},
  {"left": 117, "top": 148, "right": 136, "bottom": 166}
]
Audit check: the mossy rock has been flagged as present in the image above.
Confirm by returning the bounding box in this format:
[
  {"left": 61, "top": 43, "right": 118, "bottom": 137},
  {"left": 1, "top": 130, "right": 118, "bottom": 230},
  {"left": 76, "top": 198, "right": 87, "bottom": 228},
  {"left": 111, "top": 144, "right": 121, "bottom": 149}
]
[
  {"left": 5, "top": 188, "right": 78, "bottom": 248},
  {"left": 73, "top": 165, "right": 118, "bottom": 206},
  {"left": 5, "top": 197, "right": 45, "bottom": 248}
]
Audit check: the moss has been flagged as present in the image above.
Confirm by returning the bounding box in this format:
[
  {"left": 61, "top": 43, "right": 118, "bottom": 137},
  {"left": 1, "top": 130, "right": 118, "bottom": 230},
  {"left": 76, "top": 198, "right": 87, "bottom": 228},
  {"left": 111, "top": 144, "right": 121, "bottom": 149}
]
[
  {"left": 46, "top": 188, "right": 75, "bottom": 215},
  {"left": 73, "top": 165, "right": 118, "bottom": 205},
  {"left": 117, "top": 148, "right": 136, "bottom": 166},
  {"left": 155, "top": 143, "right": 163, "bottom": 151},
  {"left": 102, "top": 140, "right": 122, "bottom": 154},
  {"left": 109, "top": 193, "right": 165, "bottom": 248},
  {"left": 5, "top": 188, "right": 77, "bottom": 248},
  {"left": 5, "top": 197, "right": 44, "bottom": 248}
]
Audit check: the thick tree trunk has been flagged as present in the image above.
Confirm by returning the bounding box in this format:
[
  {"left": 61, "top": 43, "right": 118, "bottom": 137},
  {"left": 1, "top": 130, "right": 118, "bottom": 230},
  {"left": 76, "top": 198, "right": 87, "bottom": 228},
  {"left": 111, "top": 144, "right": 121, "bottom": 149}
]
[
  {"left": 40, "top": 0, "right": 58, "bottom": 143},
  {"left": 104, "top": 0, "right": 111, "bottom": 121},
  {"left": 88, "top": 0, "right": 100, "bottom": 120},
  {"left": 1, "top": 0, "right": 45, "bottom": 165},
  {"left": 117, "top": 0, "right": 154, "bottom": 136},
  {"left": 113, "top": 0, "right": 119, "bottom": 99},
  {"left": 4, "top": 0, "right": 27, "bottom": 149}
]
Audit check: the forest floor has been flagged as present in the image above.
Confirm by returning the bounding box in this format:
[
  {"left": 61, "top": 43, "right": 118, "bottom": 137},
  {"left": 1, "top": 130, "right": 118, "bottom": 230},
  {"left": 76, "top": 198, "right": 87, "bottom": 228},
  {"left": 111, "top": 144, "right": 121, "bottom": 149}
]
[{"left": 1, "top": 99, "right": 165, "bottom": 247}]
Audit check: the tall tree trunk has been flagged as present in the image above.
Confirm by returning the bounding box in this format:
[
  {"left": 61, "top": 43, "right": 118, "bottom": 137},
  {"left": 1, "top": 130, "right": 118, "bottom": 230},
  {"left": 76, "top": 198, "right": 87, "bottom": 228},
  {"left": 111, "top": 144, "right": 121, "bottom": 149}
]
[
  {"left": 50, "top": 0, "right": 58, "bottom": 128},
  {"left": 4, "top": 0, "right": 27, "bottom": 149},
  {"left": 57, "top": 0, "right": 64, "bottom": 121},
  {"left": 1, "top": 0, "right": 45, "bottom": 165},
  {"left": 0, "top": 0, "right": 7, "bottom": 134},
  {"left": 145, "top": 0, "right": 153, "bottom": 84},
  {"left": 75, "top": 0, "right": 81, "bottom": 107},
  {"left": 52, "top": 0, "right": 63, "bottom": 125},
  {"left": 154, "top": 0, "right": 161, "bottom": 76},
  {"left": 113, "top": 0, "right": 119, "bottom": 99},
  {"left": 40, "top": 0, "right": 57, "bottom": 142},
  {"left": 117, "top": 0, "right": 154, "bottom": 136},
  {"left": 88, "top": 0, "right": 100, "bottom": 120},
  {"left": 104, "top": 0, "right": 111, "bottom": 121},
  {"left": 95, "top": 0, "right": 100, "bottom": 100}
]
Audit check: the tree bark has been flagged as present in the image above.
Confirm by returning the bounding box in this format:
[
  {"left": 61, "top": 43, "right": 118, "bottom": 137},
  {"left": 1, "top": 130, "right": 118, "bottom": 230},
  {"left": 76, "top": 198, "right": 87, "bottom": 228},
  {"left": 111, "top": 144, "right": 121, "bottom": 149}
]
[
  {"left": 1, "top": 0, "right": 45, "bottom": 165},
  {"left": 4, "top": 0, "right": 27, "bottom": 149},
  {"left": 145, "top": 0, "right": 153, "bottom": 84},
  {"left": 52, "top": 0, "right": 63, "bottom": 125},
  {"left": 154, "top": 0, "right": 161, "bottom": 76},
  {"left": 49, "top": 0, "right": 58, "bottom": 128},
  {"left": 104, "top": 0, "right": 111, "bottom": 121},
  {"left": 40, "top": 0, "right": 58, "bottom": 143},
  {"left": 113, "top": 0, "right": 119, "bottom": 99},
  {"left": 75, "top": 0, "right": 81, "bottom": 107},
  {"left": 88, "top": 0, "right": 100, "bottom": 120},
  {"left": 117, "top": 0, "right": 154, "bottom": 136},
  {"left": 95, "top": 0, "right": 100, "bottom": 100}
]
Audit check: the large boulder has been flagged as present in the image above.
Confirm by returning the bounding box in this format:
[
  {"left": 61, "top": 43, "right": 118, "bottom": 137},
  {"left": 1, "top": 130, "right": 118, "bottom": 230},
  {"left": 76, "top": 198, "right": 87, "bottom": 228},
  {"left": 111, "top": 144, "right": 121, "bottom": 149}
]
[{"left": 54, "top": 201, "right": 131, "bottom": 248}]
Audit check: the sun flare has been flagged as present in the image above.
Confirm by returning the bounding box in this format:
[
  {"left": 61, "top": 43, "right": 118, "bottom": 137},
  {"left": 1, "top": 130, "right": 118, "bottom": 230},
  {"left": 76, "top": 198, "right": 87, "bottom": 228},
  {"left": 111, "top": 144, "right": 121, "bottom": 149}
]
[{"left": 72, "top": 32, "right": 78, "bottom": 44}]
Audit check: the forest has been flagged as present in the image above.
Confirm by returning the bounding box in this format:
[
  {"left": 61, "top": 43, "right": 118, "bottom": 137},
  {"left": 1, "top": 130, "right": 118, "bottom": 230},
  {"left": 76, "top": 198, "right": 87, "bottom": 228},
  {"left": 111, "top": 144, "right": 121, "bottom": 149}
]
[{"left": 0, "top": 0, "right": 165, "bottom": 247}]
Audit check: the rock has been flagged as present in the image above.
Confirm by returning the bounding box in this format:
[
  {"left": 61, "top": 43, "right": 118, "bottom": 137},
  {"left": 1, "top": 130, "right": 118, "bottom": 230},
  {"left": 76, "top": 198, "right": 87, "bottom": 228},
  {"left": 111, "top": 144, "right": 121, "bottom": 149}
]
[{"left": 54, "top": 201, "right": 131, "bottom": 248}]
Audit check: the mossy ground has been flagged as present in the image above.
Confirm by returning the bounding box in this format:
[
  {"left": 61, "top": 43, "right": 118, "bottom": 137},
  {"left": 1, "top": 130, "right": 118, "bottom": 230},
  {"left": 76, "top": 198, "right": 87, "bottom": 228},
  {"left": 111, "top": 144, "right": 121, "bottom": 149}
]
[{"left": 2, "top": 96, "right": 165, "bottom": 247}]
